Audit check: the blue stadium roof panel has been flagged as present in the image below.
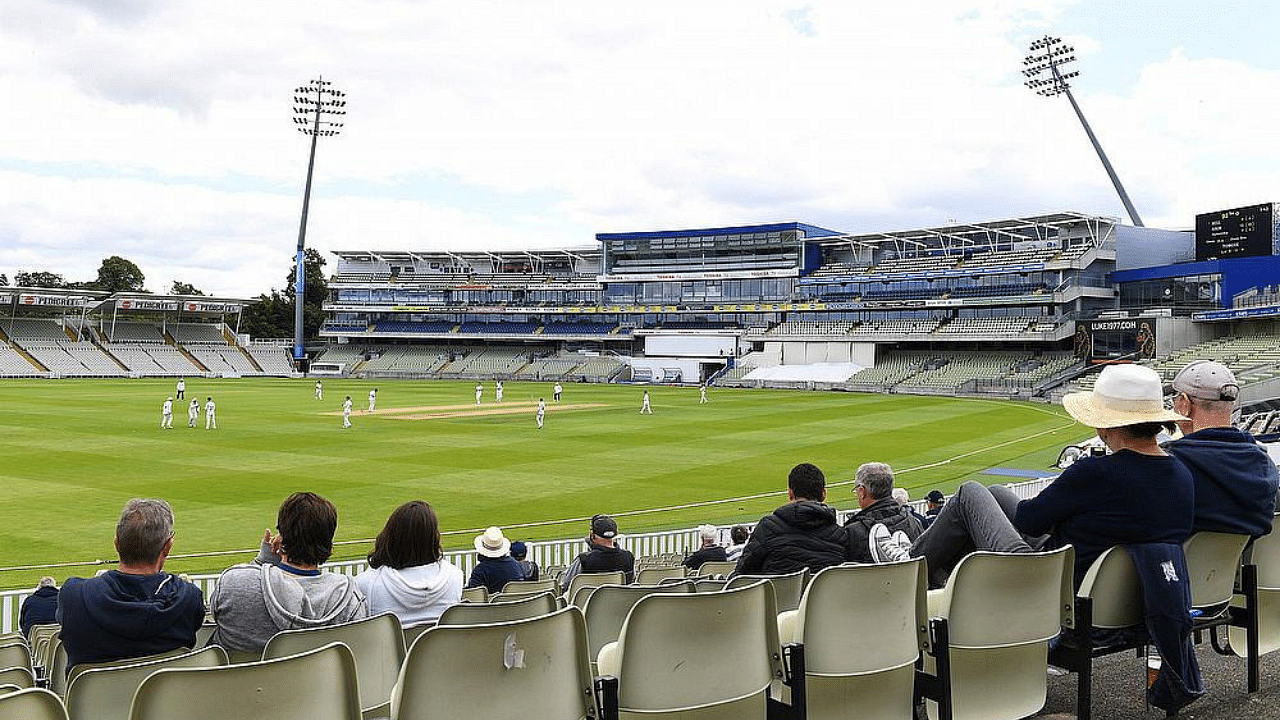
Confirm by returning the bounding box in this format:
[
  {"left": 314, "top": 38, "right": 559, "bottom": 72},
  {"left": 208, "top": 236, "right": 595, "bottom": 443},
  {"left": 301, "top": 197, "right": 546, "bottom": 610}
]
[{"left": 596, "top": 222, "right": 842, "bottom": 241}]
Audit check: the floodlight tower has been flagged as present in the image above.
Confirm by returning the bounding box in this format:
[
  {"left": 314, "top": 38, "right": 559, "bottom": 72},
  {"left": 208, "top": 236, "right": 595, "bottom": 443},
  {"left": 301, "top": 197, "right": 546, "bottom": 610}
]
[
  {"left": 291, "top": 77, "right": 346, "bottom": 365},
  {"left": 1023, "top": 35, "right": 1143, "bottom": 227}
]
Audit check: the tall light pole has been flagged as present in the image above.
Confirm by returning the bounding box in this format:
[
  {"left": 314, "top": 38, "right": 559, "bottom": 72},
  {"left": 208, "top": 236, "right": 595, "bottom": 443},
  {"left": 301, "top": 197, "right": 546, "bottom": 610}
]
[
  {"left": 1023, "top": 35, "right": 1144, "bottom": 227},
  {"left": 291, "top": 77, "right": 346, "bottom": 365}
]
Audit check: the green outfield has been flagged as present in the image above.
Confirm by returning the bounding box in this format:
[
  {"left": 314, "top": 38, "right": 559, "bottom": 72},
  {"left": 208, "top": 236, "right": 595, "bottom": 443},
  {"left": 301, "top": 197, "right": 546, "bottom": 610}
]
[{"left": 0, "top": 378, "right": 1088, "bottom": 588}]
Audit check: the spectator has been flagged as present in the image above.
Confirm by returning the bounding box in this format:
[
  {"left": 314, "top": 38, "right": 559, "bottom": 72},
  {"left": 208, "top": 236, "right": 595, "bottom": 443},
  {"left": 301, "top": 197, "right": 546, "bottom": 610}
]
[
  {"left": 209, "top": 492, "right": 367, "bottom": 656},
  {"left": 683, "top": 525, "right": 728, "bottom": 570},
  {"left": 922, "top": 490, "right": 946, "bottom": 528},
  {"left": 892, "top": 487, "right": 930, "bottom": 529},
  {"left": 1164, "top": 360, "right": 1279, "bottom": 537},
  {"left": 510, "top": 541, "right": 539, "bottom": 581},
  {"left": 466, "top": 527, "right": 526, "bottom": 594},
  {"left": 20, "top": 576, "right": 59, "bottom": 639},
  {"left": 58, "top": 499, "right": 204, "bottom": 670},
  {"left": 560, "top": 515, "right": 636, "bottom": 590},
  {"left": 725, "top": 525, "right": 750, "bottom": 562},
  {"left": 845, "top": 463, "right": 923, "bottom": 563},
  {"left": 734, "top": 463, "right": 850, "bottom": 575},
  {"left": 354, "top": 501, "right": 462, "bottom": 628}
]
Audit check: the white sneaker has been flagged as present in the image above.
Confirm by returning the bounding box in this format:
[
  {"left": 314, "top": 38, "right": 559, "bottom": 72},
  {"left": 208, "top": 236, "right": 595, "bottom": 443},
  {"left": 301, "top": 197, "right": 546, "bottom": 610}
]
[{"left": 869, "top": 523, "right": 912, "bottom": 563}]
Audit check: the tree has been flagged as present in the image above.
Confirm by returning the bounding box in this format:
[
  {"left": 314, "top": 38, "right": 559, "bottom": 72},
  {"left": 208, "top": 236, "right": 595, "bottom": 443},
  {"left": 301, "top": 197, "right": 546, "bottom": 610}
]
[
  {"left": 14, "top": 271, "right": 66, "bottom": 288},
  {"left": 239, "top": 249, "right": 329, "bottom": 341},
  {"left": 93, "top": 256, "right": 147, "bottom": 293},
  {"left": 170, "top": 281, "right": 206, "bottom": 296}
]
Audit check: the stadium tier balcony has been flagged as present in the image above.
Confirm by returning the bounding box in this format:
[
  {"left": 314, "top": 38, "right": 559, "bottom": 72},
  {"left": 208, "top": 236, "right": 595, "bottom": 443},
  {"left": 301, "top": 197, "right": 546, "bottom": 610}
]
[
  {"left": 104, "top": 322, "right": 167, "bottom": 343},
  {"left": 169, "top": 323, "right": 228, "bottom": 344},
  {"left": 4, "top": 318, "right": 71, "bottom": 341},
  {"left": 541, "top": 321, "right": 618, "bottom": 335},
  {"left": 374, "top": 320, "right": 457, "bottom": 334},
  {"left": 457, "top": 321, "right": 541, "bottom": 335}
]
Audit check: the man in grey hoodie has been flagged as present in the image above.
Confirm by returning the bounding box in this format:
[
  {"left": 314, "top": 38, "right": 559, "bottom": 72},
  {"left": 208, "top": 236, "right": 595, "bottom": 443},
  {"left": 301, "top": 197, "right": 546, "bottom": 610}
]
[{"left": 209, "top": 492, "right": 366, "bottom": 657}]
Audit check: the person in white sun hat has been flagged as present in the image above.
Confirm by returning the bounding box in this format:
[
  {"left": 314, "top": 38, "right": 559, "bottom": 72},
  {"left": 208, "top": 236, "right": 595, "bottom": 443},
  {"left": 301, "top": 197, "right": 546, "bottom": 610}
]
[{"left": 464, "top": 526, "right": 524, "bottom": 594}]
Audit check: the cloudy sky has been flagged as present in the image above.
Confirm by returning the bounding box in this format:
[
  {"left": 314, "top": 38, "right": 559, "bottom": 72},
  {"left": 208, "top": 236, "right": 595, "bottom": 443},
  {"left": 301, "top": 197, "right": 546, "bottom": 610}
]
[{"left": 2, "top": 1, "right": 1278, "bottom": 299}]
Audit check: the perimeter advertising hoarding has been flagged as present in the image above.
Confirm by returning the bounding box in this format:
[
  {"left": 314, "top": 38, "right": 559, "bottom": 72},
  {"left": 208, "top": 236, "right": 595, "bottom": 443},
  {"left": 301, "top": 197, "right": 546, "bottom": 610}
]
[{"left": 1075, "top": 319, "right": 1157, "bottom": 364}]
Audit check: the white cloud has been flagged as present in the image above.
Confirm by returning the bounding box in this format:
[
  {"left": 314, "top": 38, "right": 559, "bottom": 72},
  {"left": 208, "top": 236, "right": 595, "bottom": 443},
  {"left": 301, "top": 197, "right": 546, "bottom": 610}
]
[{"left": 2, "top": 0, "right": 1278, "bottom": 298}]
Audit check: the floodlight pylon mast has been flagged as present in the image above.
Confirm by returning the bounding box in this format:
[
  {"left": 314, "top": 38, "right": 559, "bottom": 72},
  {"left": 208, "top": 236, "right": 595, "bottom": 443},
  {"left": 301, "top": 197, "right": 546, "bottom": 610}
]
[
  {"left": 291, "top": 76, "right": 346, "bottom": 365},
  {"left": 1023, "top": 35, "right": 1143, "bottom": 227}
]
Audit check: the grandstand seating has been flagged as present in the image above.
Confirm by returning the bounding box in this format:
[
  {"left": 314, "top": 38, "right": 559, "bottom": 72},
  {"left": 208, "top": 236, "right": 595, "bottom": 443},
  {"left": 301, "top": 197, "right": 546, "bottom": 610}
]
[
  {"left": 100, "top": 322, "right": 165, "bottom": 343},
  {"left": 0, "top": 344, "right": 42, "bottom": 376},
  {"left": 0, "top": 688, "right": 67, "bottom": 720},
  {"left": 105, "top": 343, "right": 198, "bottom": 375},
  {"left": 185, "top": 345, "right": 257, "bottom": 376},
  {"left": 64, "top": 646, "right": 228, "bottom": 720},
  {"left": 168, "top": 324, "right": 226, "bottom": 344},
  {"left": 3, "top": 318, "right": 70, "bottom": 342},
  {"left": 244, "top": 345, "right": 296, "bottom": 375}
]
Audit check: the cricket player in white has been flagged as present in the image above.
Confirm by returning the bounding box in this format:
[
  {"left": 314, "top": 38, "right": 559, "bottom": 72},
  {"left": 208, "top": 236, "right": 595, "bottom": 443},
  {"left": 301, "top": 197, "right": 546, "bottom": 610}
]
[
  {"left": 536, "top": 397, "right": 546, "bottom": 429},
  {"left": 368, "top": 388, "right": 377, "bottom": 412},
  {"left": 188, "top": 399, "right": 199, "bottom": 427},
  {"left": 699, "top": 384, "right": 708, "bottom": 404},
  {"left": 475, "top": 383, "right": 483, "bottom": 405},
  {"left": 204, "top": 397, "right": 217, "bottom": 429},
  {"left": 175, "top": 378, "right": 185, "bottom": 400},
  {"left": 315, "top": 380, "right": 323, "bottom": 400},
  {"left": 553, "top": 382, "right": 563, "bottom": 402},
  {"left": 343, "top": 396, "right": 353, "bottom": 428},
  {"left": 161, "top": 397, "right": 174, "bottom": 429},
  {"left": 640, "top": 390, "right": 653, "bottom": 414},
  {"left": 495, "top": 381, "right": 504, "bottom": 403}
]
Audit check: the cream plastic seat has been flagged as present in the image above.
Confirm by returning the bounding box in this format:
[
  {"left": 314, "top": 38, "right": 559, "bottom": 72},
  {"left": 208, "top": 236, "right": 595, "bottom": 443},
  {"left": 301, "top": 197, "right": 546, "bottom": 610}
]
[
  {"left": 597, "top": 579, "right": 784, "bottom": 720},
  {"left": 64, "top": 646, "right": 227, "bottom": 720},
  {"left": 1228, "top": 525, "right": 1280, "bottom": 690},
  {"left": 725, "top": 568, "right": 808, "bottom": 613},
  {"left": 634, "top": 566, "right": 686, "bottom": 584},
  {"left": 460, "top": 585, "right": 489, "bottom": 603},
  {"left": 0, "top": 687, "right": 68, "bottom": 720},
  {"left": 1184, "top": 531, "right": 1249, "bottom": 614},
  {"left": 776, "top": 560, "right": 928, "bottom": 720},
  {"left": 1047, "top": 545, "right": 1143, "bottom": 720},
  {"left": 391, "top": 606, "right": 608, "bottom": 720},
  {"left": 917, "top": 546, "right": 1073, "bottom": 720},
  {"left": 693, "top": 578, "right": 727, "bottom": 592},
  {"left": 0, "top": 666, "right": 35, "bottom": 689},
  {"left": 694, "top": 560, "right": 737, "bottom": 578},
  {"left": 437, "top": 591, "right": 561, "bottom": 627},
  {"left": 566, "top": 571, "right": 626, "bottom": 608},
  {"left": 45, "top": 637, "right": 68, "bottom": 697},
  {"left": 582, "top": 581, "right": 694, "bottom": 669},
  {"left": 130, "top": 642, "right": 361, "bottom": 720},
  {"left": 262, "top": 612, "right": 405, "bottom": 720},
  {"left": 0, "top": 642, "right": 33, "bottom": 675},
  {"left": 500, "top": 578, "right": 557, "bottom": 594}
]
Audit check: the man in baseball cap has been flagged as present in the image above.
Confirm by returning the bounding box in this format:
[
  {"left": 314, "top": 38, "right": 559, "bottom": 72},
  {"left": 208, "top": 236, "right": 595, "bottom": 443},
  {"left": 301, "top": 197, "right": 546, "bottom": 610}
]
[
  {"left": 1166, "top": 360, "right": 1278, "bottom": 538},
  {"left": 558, "top": 514, "right": 635, "bottom": 592}
]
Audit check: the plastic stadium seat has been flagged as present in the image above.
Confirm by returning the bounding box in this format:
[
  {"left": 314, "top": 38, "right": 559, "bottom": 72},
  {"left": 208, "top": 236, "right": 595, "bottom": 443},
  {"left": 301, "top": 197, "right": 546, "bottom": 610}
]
[
  {"left": 566, "top": 571, "right": 626, "bottom": 608},
  {"left": 460, "top": 586, "right": 489, "bottom": 603},
  {"left": 597, "top": 579, "right": 786, "bottom": 720},
  {"left": 500, "top": 578, "right": 557, "bottom": 595},
  {"left": 692, "top": 560, "right": 737, "bottom": 579},
  {"left": 725, "top": 568, "right": 809, "bottom": 614},
  {"left": 45, "top": 637, "right": 68, "bottom": 697},
  {"left": 581, "top": 581, "right": 695, "bottom": 670},
  {"left": 633, "top": 566, "right": 686, "bottom": 585},
  {"left": 437, "top": 591, "right": 562, "bottom": 627},
  {"left": 0, "top": 641, "right": 33, "bottom": 675},
  {"left": 0, "top": 687, "right": 68, "bottom": 720},
  {"left": 916, "top": 546, "right": 1074, "bottom": 720},
  {"left": 1184, "top": 531, "right": 1249, "bottom": 614},
  {"left": 1228, "top": 525, "right": 1280, "bottom": 688},
  {"left": 64, "top": 646, "right": 227, "bottom": 720},
  {"left": 262, "top": 612, "right": 405, "bottom": 720},
  {"left": 130, "top": 642, "right": 361, "bottom": 720},
  {"left": 0, "top": 666, "right": 35, "bottom": 690},
  {"left": 776, "top": 560, "right": 928, "bottom": 720},
  {"left": 391, "top": 606, "right": 610, "bottom": 720}
]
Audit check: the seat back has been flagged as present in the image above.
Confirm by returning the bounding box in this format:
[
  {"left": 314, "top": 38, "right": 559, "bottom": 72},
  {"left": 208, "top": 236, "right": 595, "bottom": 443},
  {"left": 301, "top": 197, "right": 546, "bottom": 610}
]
[
  {"left": 612, "top": 579, "right": 783, "bottom": 718},
  {"left": 694, "top": 560, "right": 737, "bottom": 578},
  {"left": 0, "top": 666, "right": 35, "bottom": 689},
  {"left": 460, "top": 586, "right": 489, "bottom": 603},
  {"left": 46, "top": 637, "right": 68, "bottom": 697},
  {"left": 0, "top": 687, "right": 68, "bottom": 720},
  {"left": 725, "top": 568, "right": 808, "bottom": 612},
  {"left": 437, "top": 592, "right": 561, "bottom": 627},
  {"left": 500, "top": 578, "right": 556, "bottom": 594},
  {"left": 566, "top": 571, "right": 626, "bottom": 607},
  {"left": 635, "top": 566, "right": 686, "bottom": 585},
  {"left": 928, "top": 546, "right": 1074, "bottom": 720},
  {"left": 582, "top": 582, "right": 694, "bottom": 665},
  {"left": 1231, "top": 526, "right": 1280, "bottom": 656},
  {"left": 796, "top": 560, "right": 928, "bottom": 720},
  {"left": 262, "top": 612, "right": 405, "bottom": 718},
  {"left": 392, "top": 607, "right": 599, "bottom": 720},
  {"left": 1076, "top": 545, "right": 1144, "bottom": 629},
  {"left": 65, "top": 646, "right": 227, "bottom": 720},
  {"left": 1184, "top": 531, "right": 1249, "bottom": 610},
  {"left": 693, "top": 578, "right": 727, "bottom": 592},
  {"left": 130, "top": 643, "right": 361, "bottom": 720},
  {"left": 0, "top": 642, "right": 33, "bottom": 674}
]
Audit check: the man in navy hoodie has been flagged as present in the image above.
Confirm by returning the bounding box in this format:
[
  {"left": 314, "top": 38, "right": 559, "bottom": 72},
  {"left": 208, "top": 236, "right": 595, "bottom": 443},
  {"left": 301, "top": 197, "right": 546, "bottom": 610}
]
[
  {"left": 1165, "top": 360, "right": 1279, "bottom": 538},
  {"left": 57, "top": 498, "right": 205, "bottom": 671}
]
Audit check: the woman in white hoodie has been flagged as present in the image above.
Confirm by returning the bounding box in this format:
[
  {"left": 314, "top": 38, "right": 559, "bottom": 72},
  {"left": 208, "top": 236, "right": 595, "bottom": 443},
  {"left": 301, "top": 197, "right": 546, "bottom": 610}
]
[{"left": 354, "top": 501, "right": 463, "bottom": 628}]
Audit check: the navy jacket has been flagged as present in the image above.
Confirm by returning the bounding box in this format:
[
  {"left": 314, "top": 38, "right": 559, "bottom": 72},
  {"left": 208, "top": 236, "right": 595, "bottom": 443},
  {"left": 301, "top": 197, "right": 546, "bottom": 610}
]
[
  {"left": 466, "top": 555, "right": 527, "bottom": 594},
  {"left": 1126, "top": 543, "right": 1204, "bottom": 714},
  {"left": 20, "top": 586, "right": 60, "bottom": 638},
  {"left": 1015, "top": 450, "right": 1195, "bottom": 588},
  {"left": 57, "top": 571, "right": 205, "bottom": 670},
  {"left": 1164, "top": 426, "right": 1279, "bottom": 537}
]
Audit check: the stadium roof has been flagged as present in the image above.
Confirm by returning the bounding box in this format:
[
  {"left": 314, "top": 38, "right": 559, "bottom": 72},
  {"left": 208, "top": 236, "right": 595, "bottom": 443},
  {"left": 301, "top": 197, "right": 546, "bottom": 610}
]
[
  {"left": 331, "top": 248, "right": 601, "bottom": 263},
  {"left": 808, "top": 211, "right": 1119, "bottom": 250},
  {"left": 596, "top": 221, "right": 842, "bottom": 241}
]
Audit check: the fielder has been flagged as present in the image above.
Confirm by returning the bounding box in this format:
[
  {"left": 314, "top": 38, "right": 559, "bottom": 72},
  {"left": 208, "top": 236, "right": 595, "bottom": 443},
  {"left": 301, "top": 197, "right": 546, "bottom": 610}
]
[
  {"left": 536, "top": 397, "right": 546, "bottom": 429},
  {"left": 343, "top": 396, "right": 353, "bottom": 428},
  {"left": 475, "top": 383, "right": 483, "bottom": 406},
  {"left": 495, "top": 381, "right": 504, "bottom": 403},
  {"left": 187, "top": 399, "right": 199, "bottom": 428},
  {"left": 699, "top": 384, "right": 708, "bottom": 404},
  {"left": 640, "top": 390, "right": 653, "bottom": 414},
  {"left": 161, "top": 397, "right": 174, "bottom": 429},
  {"left": 368, "top": 388, "right": 377, "bottom": 413},
  {"left": 315, "top": 380, "right": 323, "bottom": 400},
  {"left": 204, "top": 396, "right": 217, "bottom": 429}
]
